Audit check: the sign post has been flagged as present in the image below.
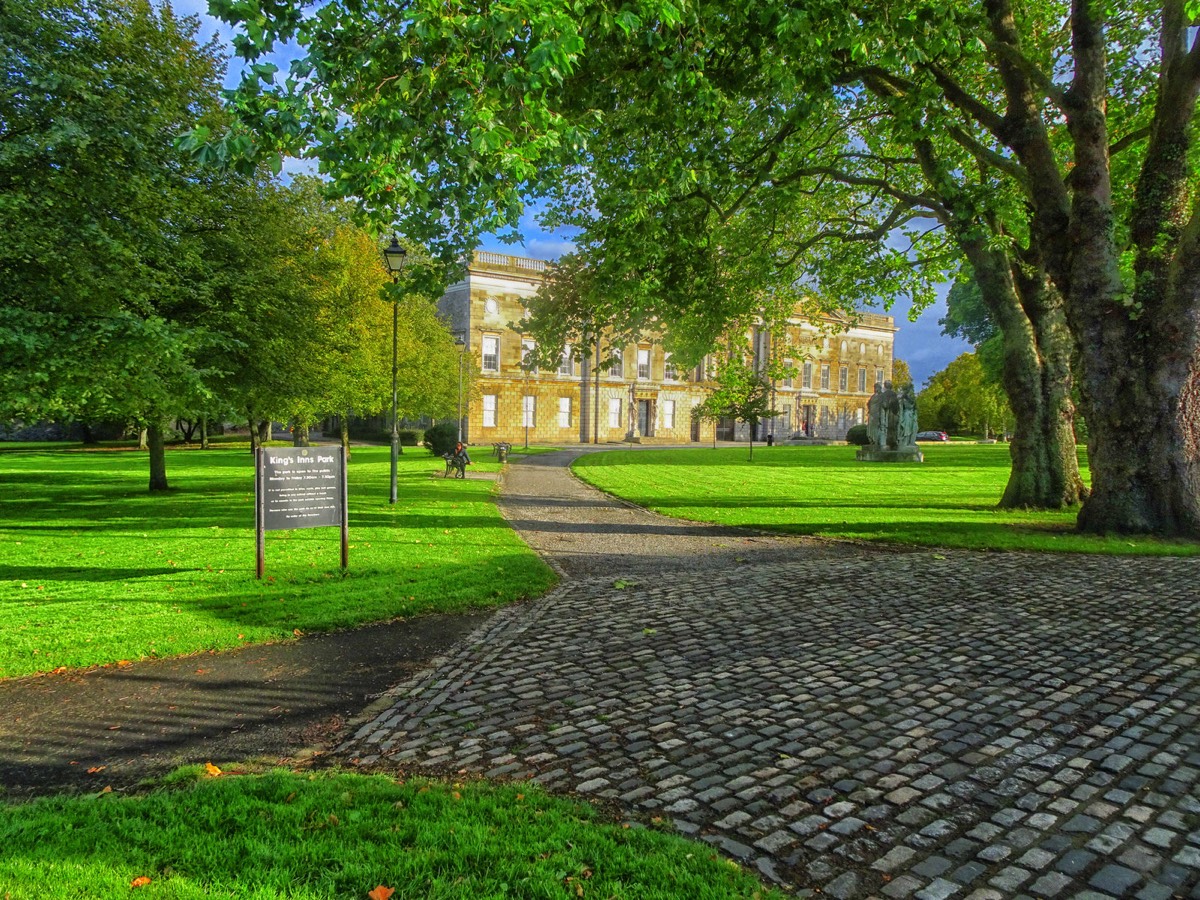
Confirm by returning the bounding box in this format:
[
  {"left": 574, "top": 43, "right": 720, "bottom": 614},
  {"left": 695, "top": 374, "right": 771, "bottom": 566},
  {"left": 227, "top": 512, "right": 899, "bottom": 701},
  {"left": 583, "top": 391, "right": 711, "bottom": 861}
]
[{"left": 255, "top": 446, "right": 348, "bottom": 578}]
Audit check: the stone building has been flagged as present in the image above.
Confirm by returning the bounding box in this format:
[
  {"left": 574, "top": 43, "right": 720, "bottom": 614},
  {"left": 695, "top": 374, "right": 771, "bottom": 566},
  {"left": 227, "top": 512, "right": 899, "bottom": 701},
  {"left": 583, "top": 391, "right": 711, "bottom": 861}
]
[{"left": 438, "top": 251, "right": 897, "bottom": 445}]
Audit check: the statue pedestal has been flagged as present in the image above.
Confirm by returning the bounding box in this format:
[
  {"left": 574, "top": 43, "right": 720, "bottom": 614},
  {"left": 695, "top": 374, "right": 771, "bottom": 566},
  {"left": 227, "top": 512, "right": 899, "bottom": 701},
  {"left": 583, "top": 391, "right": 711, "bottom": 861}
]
[{"left": 857, "top": 446, "right": 924, "bottom": 463}]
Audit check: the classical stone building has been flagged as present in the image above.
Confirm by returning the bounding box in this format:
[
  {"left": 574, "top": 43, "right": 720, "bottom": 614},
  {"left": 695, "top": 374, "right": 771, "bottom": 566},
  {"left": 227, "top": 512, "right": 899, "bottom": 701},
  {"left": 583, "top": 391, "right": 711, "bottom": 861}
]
[{"left": 438, "top": 251, "right": 897, "bottom": 445}]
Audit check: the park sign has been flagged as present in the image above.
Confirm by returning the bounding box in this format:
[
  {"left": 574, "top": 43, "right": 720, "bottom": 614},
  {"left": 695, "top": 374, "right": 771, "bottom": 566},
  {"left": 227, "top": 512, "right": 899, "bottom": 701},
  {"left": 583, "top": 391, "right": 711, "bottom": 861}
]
[{"left": 254, "top": 446, "right": 349, "bottom": 578}]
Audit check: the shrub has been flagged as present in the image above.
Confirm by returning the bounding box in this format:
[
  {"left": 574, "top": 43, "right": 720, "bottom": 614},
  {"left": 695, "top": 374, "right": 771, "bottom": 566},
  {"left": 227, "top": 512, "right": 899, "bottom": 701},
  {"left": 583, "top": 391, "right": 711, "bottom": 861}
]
[
  {"left": 845, "top": 423, "right": 871, "bottom": 445},
  {"left": 399, "top": 429, "right": 421, "bottom": 447},
  {"left": 423, "top": 421, "right": 459, "bottom": 456}
]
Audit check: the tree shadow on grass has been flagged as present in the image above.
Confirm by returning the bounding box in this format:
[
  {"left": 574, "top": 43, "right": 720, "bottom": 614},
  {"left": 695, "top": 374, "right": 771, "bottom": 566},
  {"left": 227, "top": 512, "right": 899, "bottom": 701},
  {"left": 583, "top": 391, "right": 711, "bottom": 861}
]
[{"left": 0, "top": 565, "right": 189, "bottom": 581}]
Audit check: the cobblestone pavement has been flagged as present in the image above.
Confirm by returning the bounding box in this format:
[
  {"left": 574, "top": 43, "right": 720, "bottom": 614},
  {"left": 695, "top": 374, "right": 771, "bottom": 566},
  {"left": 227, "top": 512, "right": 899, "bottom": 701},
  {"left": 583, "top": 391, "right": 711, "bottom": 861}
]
[{"left": 340, "top": 450, "right": 1200, "bottom": 898}]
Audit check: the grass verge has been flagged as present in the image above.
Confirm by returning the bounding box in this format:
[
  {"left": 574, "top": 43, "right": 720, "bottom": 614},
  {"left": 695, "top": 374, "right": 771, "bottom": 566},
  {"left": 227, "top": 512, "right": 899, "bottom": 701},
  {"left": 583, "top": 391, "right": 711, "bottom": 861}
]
[
  {"left": 571, "top": 443, "right": 1200, "bottom": 555},
  {"left": 0, "top": 445, "right": 555, "bottom": 679},
  {"left": 0, "top": 767, "right": 781, "bottom": 899}
]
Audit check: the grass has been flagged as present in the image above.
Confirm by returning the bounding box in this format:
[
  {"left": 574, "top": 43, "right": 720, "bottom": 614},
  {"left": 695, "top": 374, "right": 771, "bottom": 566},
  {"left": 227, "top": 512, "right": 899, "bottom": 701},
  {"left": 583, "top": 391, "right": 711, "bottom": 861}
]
[
  {"left": 0, "top": 444, "right": 556, "bottom": 679},
  {"left": 572, "top": 443, "right": 1200, "bottom": 555},
  {"left": 0, "top": 767, "right": 782, "bottom": 899}
]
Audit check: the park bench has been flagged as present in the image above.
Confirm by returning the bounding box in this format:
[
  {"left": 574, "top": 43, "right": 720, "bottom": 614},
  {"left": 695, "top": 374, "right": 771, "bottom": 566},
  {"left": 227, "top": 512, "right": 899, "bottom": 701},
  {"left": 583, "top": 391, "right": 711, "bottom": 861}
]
[{"left": 442, "top": 453, "right": 467, "bottom": 478}]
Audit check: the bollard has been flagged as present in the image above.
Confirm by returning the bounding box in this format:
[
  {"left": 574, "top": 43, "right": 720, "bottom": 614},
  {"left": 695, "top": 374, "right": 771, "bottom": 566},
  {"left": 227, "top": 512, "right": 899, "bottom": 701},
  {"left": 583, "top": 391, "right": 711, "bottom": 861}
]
[{"left": 498, "top": 445, "right": 508, "bottom": 462}]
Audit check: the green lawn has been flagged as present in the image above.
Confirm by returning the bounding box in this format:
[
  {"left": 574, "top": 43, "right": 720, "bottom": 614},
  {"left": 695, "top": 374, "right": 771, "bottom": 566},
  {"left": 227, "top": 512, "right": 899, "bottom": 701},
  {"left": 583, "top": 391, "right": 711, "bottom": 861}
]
[
  {"left": 0, "top": 445, "right": 556, "bottom": 679},
  {"left": 0, "top": 767, "right": 782, "bottom": 899},
  {"left": 572, "top": 443, "right": 1200, "bottom": 555}
]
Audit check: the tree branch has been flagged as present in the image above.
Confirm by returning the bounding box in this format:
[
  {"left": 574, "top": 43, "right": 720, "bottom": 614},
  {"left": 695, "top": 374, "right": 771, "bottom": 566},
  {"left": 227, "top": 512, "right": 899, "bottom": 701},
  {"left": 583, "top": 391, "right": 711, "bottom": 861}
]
[
  {"left": 770, "top": 165, "right": 950, "bottom": 222},
  {"left": 946, "top": 124, "right": 1028, "bottom": 183},
  {"left": 924, "top": 64, "right": 1007, "bottom": 136},
  {"left": 779, "top": 202, "right": 922, "bottom": 268},
  {"left": 1110, "top": 126, "right": 1151, "bottom": 157}
]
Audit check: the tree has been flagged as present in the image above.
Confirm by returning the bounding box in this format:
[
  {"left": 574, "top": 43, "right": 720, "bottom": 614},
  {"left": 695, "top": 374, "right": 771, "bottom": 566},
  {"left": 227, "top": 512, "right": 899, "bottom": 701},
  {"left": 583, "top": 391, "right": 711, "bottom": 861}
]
[
  {"left": 0, "top": 0, "right": 233, "bottom": 490},
  {"left": 205, "top": 0, "right": 1200, "bottom": 535},
  {"left": 919, "top": 354, "right": 1013, "bottom": 438},
  {"left": 891, "top": 359, "right": 913, "bottom": 390},
  {"left": 694, "top": 352, "right": 777, "bottom": 461}
]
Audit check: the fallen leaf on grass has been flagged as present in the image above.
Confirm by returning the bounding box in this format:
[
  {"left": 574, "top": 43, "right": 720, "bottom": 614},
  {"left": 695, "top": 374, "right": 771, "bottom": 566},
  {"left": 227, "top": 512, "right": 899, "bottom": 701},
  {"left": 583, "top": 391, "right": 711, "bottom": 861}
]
[
  {"left": 130, "top": 876, "right": 152, "bottom": 888},
  {"left": 204, "top": 762, "right": 222, "bottom": 777},
  {"left": 86, "top": 766, "right": 106, "bottom": 774},
  {"left": 368, "top": 887, "right": 394, "bottom": 900}
]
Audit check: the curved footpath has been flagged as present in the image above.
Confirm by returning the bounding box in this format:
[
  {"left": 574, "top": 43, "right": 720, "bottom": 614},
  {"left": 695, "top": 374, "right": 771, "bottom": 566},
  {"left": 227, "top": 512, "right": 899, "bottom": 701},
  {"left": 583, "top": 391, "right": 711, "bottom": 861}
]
[{"left": 340, "top": 448, "right": 1200, "bottom": 899}]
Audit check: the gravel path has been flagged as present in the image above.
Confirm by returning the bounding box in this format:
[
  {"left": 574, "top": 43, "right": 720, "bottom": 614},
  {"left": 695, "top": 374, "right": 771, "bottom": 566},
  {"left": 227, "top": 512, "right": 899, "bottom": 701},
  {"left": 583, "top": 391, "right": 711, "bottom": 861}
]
[{"left": 340, "top": 448, "right": 1200, "bottom": 898}]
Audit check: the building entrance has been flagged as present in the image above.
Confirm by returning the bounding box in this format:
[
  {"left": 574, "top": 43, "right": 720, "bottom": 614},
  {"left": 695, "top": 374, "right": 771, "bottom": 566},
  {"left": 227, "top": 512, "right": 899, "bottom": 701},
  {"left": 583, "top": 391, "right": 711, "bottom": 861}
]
[{"left": 637, "top": 399, "right": 654, "bottom": 437}]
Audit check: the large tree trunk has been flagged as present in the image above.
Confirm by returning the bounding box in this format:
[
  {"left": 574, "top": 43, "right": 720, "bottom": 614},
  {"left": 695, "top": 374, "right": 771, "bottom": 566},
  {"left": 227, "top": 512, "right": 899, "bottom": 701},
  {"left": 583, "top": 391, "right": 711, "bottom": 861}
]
[
  {"left": 200, "top": 416, "right": 209, "bottom": 450},
  {"left": 910, "top": 126, "right": 1084, "bottom": 510},
  {"left": 248, "top": 416, "right": 259, "bottom": 454},
  {"left": 257, "top": 419, "right": 270, "bottom": 446},
  {"left": 292, "top": 421, "right": 310, "bottom": 447},
  {"left": 1074, "top": 318, "right": 1200, "bottom": 534},
  {"left": 147, "top": 421, "right": 168, "bottom": 492},
  {"left": 969, "top": 248, "right": 1086, "bottom": 509},
  {"left": 1060, "top": 4, "right": 1200, "bottom": 536},
  {"left": 340, "top": 413, "right": 351, "bottom": 459}
]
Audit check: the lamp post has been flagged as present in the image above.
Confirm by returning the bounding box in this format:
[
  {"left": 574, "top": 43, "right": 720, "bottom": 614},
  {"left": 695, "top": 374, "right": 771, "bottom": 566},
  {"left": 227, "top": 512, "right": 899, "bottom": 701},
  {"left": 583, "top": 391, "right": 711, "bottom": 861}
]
[
  {"left": 454, "top": 334, "right": 466, "bottom": 443},
  {"left": 382, "top": 237, "right": 408, "bottom": 504}
]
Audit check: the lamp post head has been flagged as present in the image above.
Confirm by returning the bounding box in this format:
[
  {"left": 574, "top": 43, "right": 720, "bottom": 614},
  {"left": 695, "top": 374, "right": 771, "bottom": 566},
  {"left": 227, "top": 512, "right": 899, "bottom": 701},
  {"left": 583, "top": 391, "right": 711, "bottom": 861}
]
[{"left": 382, "top": 236, "right": 408, "bottom": 278}]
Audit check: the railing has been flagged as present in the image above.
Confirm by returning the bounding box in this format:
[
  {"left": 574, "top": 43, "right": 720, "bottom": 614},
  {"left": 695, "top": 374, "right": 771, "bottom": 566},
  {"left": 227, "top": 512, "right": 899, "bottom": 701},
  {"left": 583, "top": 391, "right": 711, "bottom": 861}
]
[{"left": 473, "top": 250, "right": 549, "bottom": 272}]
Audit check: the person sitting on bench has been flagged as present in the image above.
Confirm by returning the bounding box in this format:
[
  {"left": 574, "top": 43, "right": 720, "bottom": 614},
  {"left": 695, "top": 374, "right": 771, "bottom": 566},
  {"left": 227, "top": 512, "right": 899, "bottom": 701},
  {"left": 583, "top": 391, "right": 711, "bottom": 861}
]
[{"left": 448, "top": 441, "right": 471, "bottom": 478}]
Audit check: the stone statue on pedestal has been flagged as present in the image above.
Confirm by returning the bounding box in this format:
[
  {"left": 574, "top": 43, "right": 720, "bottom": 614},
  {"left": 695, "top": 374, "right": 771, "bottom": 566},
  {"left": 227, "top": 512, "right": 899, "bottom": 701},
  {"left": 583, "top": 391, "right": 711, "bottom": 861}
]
[{"left": 858, "top": 379, "right": 923, "bottom": 463}]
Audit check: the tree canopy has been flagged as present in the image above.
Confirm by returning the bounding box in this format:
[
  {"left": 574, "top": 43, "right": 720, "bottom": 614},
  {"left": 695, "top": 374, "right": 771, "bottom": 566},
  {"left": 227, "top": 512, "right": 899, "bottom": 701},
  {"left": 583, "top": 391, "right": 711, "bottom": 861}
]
[
  {"left": 206, "top": 0, "right": 1200, "bottom": 534},
  {"left": 2, "top": 0, "right": 464, "bottom": 489}
]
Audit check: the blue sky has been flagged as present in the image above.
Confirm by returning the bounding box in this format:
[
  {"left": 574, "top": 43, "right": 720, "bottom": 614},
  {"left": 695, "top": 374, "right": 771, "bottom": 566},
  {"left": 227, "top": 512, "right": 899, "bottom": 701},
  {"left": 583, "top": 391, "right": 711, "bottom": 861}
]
[{"left": 178, "top": 1, "right": 969, "bottom": 387}]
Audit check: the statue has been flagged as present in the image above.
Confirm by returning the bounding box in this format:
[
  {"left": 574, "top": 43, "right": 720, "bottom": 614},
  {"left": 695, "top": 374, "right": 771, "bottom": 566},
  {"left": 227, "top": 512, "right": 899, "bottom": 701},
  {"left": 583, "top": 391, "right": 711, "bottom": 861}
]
[
  {"left": 881, "top": 380, "right": 900, "bottom": 449},
  {"left": 867, "top": 383, "right": 885, "bottom": 446},
  {"left": 898, "top": 384, "right": 918, "bottom": 448},
  {"left": 859, "top": 379, "right": 923, "bottom": 463}
]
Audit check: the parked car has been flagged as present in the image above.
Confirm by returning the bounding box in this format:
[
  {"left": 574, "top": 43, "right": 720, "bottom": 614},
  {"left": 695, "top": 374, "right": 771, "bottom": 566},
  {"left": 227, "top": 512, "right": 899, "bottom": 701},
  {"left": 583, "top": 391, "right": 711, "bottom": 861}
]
[{"left": 916, "top": 430, "right": 949, "bottom": 442}]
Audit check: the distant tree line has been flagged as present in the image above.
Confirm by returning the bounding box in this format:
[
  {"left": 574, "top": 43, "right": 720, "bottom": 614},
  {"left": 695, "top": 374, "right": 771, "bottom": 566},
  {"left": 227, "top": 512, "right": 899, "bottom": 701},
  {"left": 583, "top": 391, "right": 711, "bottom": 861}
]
[{"left": 0, "top": 0, "right": 465, "bottom": 490}]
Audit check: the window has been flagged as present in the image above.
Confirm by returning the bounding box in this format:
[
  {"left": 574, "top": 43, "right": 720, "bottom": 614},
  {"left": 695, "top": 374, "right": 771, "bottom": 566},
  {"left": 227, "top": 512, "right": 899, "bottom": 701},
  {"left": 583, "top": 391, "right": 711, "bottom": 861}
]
[
  {"left": 839, "top": 366, "right": 848, "bottom": 392},
  {"left": 858, "top": 367, "right": 867, "bottom": 392},
  {"left": 840, "top": 340, "right": 848, "bottom": 354},
  {"left": 521, "top": 339, "right": 537, "bottom": 373},
  {"left": 522, "top": 395, "right": 535, "bottom": 428},
  {"left": 482, "top": 395, "right": 497, "bottom": 427},
  {"left": 783, "top": 359, "right": 794, "bottom": 389},
  {"left": 802, "top": 361, "right": 813, "bottom": 389},
  {"left": 820, "top": 364, "right": 830, "bottom": 390},
  {"left": 608, "top": 398, "right": 622, "bottom": 429},
  {"left": 558, "top": 397, "right": 571, "bottom": 428},
  {"left": 663, "top": 400, "right": 675, "bottom": 429},
  {"left": 637, "top": 347, "right": 651, "bottom": 380},
  {"left": 559, "top": 344, "right": 573, "bottom": 376},
  {"left": 481, "top": 335, "right": 500, "bottom": 373},
  {"left": 608, "top": 348, "right": 623, "bottom": 377},
  {"left": 875, "top": 367, "right": 884, "bottom": 386},
  {"left": 664, "top": 353, "right": 677, "bottom": 381}
]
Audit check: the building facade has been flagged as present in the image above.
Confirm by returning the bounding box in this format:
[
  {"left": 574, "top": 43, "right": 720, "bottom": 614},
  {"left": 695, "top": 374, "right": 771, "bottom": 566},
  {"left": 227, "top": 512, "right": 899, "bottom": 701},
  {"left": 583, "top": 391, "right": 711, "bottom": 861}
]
[{"left": 439, "top": 251, "right": 897, "bottom": 445}]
